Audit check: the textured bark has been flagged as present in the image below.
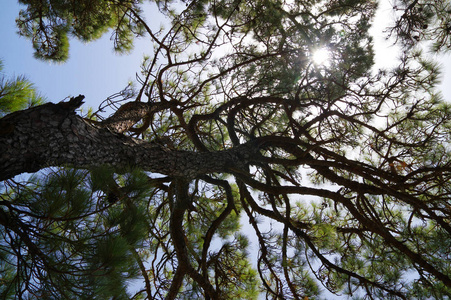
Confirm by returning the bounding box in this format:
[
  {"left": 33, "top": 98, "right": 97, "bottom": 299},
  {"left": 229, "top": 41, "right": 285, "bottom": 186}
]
[
  {"left": 95, "top": 101, "right": 173, "bottom": 134},
  {"left": 0, "top": 101, "right": 256, "bottom": 181}
]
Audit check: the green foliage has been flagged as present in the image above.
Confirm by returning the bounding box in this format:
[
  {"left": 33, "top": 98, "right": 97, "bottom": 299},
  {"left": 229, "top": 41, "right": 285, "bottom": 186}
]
[
  {"left": 5, "top": 0, "right": 451, "bottom": 298},
  {"left": 209, "top": 235, "right": 260, "bottom": 299},
  {"left": 16, "top": 0, "right": 144, "bottom": 61},
  {"left": 0, "top": 60, "right": 45, "bottom": 116},
  {"left": 88, "top": 235, "right": 139, "bottom": 298},
  {"left": 0, "top": 167, "right": 151, "bottom": 298}
]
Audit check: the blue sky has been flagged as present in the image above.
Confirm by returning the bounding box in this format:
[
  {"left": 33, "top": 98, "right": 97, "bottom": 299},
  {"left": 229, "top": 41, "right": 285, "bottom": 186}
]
[
  {"left": 1, "top": 1, "right": 451, "bottom": 110},
  {"left": 0, "top": 2, "right": 160, "bottom": 110}
]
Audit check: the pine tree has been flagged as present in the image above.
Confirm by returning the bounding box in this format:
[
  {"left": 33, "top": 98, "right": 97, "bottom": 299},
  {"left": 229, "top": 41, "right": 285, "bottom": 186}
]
[{"left": 2, "top": 0, "right": 451, "bottom": 298}]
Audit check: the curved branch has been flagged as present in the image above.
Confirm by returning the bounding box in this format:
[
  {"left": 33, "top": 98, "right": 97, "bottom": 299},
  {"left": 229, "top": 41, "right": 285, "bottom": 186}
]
[{"left": 169, "top": 178, "right": 219, "bottom": 299}]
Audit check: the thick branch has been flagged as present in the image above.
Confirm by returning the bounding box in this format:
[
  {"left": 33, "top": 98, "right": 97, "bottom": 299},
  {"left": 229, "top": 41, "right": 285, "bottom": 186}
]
[
  {"left": 0, "top": 101, "right": 256, "bottom": 181},
  {"left": 169, "top": 178, "right": 219, "bottom": 299}
]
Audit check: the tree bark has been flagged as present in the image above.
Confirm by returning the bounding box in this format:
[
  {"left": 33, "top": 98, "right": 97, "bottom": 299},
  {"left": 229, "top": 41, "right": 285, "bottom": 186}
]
[{"left": 0, "top": 101, "right": 256, "bottom": 181}]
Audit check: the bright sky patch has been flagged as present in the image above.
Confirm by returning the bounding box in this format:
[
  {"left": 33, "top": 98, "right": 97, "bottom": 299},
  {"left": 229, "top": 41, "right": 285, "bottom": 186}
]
[{"left": 312, "top": 48, "right": 330, "bottom": 66}]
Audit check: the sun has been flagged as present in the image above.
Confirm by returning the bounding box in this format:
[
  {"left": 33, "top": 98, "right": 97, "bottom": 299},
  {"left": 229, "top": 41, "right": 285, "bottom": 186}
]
[{"left": 312, "top": 48, "right": 331, "bottom": 66}]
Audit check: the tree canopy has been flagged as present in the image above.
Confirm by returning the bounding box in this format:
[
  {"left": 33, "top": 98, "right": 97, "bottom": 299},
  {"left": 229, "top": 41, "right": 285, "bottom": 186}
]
[{"left": 2, "top": 0, "right": 451, "bottom": 299}]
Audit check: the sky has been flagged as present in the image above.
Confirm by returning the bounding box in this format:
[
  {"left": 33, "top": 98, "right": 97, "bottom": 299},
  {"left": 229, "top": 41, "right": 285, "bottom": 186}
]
[
  {"left": 369, "top": 0, "right": 451, "bottom": 101},
  {"left": 1, "top": 1, "right": 451, "bottom": 109},
  {"left": 0, "top": 2, "right": 163, "bottom": 111}
]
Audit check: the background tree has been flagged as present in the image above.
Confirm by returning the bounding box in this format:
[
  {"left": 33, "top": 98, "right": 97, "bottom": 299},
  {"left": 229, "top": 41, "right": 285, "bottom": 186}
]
[{"left": 1, "top": 0, "right": 451, "bottom": 299}]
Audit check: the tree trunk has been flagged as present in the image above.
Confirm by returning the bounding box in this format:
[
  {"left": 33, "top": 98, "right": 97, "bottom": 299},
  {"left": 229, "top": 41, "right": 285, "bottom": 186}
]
[{"left": 0, "top": 101, "right": 256, "bottom": 181}]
